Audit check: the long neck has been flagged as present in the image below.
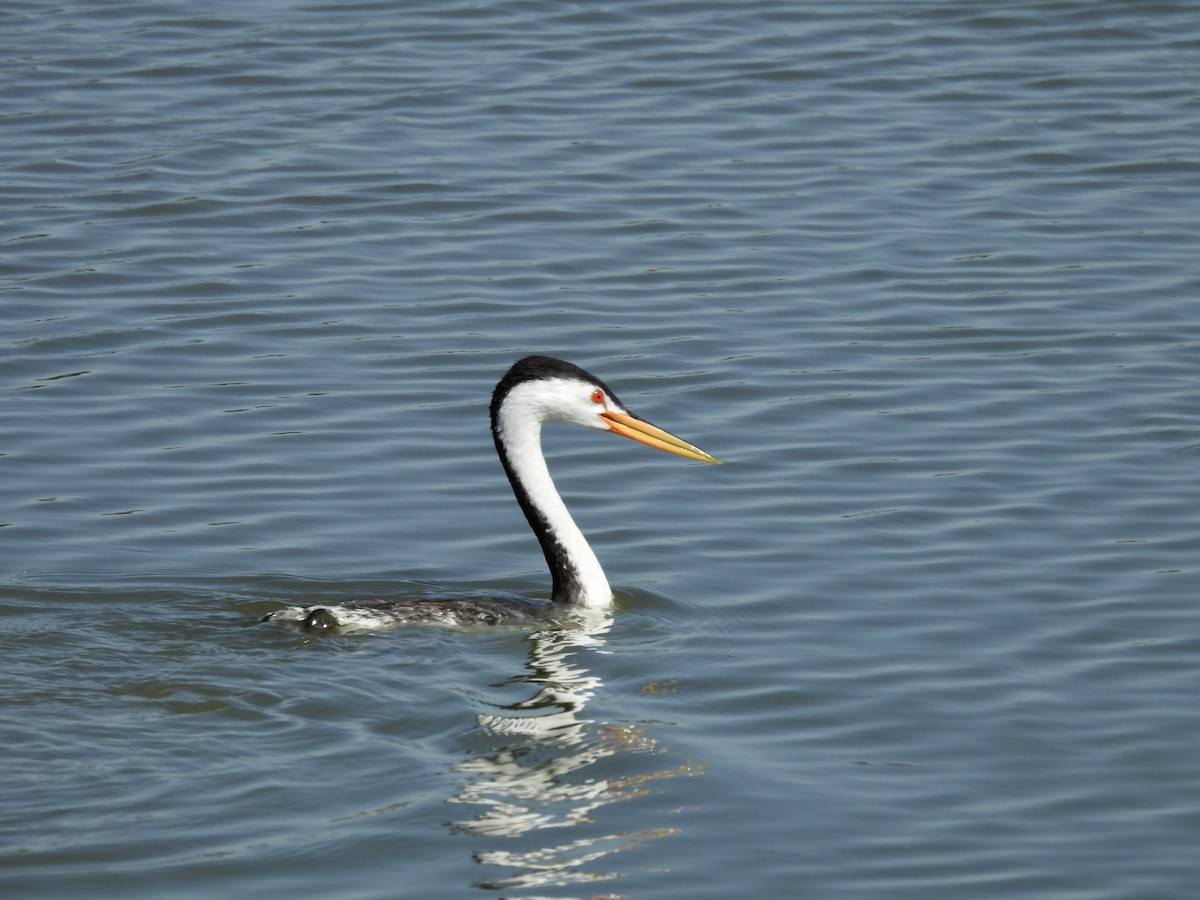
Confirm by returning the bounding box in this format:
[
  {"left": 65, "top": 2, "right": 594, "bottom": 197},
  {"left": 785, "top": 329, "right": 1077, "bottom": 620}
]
[{"left": 492, "top": 406, "right": 611, "bottom": 608}]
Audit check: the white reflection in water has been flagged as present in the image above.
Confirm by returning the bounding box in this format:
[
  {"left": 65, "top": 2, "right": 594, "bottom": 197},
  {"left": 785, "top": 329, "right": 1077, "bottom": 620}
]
[{"left": 448, "top": 613, "right": 695, "bottom": 894}]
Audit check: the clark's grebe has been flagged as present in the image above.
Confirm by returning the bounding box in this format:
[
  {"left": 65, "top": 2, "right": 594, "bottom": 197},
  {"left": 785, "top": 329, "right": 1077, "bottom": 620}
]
[{"left": 264, "top": 355, "right": 719, "bottom": 631}]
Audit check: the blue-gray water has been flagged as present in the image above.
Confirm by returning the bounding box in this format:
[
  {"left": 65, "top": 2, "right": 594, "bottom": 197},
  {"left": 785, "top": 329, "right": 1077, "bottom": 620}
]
[{"left": 4, "top": 2, "right": 1199, "bottom": 897}]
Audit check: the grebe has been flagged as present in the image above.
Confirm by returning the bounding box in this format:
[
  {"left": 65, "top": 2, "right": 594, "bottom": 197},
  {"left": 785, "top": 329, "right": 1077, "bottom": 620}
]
[{"left": 264, "top": 356, "right": 719, "bottom": 631}]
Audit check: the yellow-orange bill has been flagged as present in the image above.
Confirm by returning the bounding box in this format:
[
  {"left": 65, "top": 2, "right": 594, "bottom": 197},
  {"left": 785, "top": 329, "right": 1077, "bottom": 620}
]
[{"left": 601, "top": 410, "right": 721, "bottom": 463}]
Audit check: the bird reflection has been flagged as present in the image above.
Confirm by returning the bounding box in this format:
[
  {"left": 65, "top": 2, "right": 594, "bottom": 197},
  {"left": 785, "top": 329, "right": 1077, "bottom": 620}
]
[{"left": 447, "top": 613, "right": 698, "bottom": 894}]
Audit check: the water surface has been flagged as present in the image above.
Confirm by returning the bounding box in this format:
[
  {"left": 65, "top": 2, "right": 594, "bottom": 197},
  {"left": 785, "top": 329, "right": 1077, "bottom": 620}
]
[{"left": 4, "top": 2, "right": 1199, "bottom": 897}]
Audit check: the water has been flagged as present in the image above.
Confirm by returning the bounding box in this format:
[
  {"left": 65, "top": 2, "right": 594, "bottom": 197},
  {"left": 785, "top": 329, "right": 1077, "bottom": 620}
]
[{"left": 4, "top": 1, "right": 1199, "bottom": 896}]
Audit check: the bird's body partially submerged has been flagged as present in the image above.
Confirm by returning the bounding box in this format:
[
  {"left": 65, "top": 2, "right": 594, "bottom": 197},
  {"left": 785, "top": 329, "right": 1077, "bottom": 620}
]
[{"left": 264, "top": 356, "right": 718, "bottom": 632}]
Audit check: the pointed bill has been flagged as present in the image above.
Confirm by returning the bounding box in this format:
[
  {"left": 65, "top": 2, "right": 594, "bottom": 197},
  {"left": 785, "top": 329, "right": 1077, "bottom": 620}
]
[{"left": 600, "top": 410, "right": 721, "bottom": 463}]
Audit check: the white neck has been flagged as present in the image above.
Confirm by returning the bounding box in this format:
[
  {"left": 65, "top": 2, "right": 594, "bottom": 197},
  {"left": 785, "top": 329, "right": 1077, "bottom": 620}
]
[{"left": 494, "top": 394, "right": 612, "bottom": 608}]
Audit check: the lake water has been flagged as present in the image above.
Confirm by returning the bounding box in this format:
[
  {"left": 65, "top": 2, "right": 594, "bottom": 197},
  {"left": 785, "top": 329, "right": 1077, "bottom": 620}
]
[{"left": 3, "top": 2, "right": 1199, "bottom": 897}]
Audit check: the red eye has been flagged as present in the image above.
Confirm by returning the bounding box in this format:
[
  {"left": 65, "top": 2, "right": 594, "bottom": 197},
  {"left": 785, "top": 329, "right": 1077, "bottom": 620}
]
[{"left": 590, "top": 389, "right": 604, "bottom": 404}]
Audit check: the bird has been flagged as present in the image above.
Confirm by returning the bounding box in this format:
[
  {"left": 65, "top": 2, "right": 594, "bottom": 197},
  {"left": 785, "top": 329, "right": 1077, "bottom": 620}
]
[{"left": 263, "top": 355, "right": 719, "bottom": 632}]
